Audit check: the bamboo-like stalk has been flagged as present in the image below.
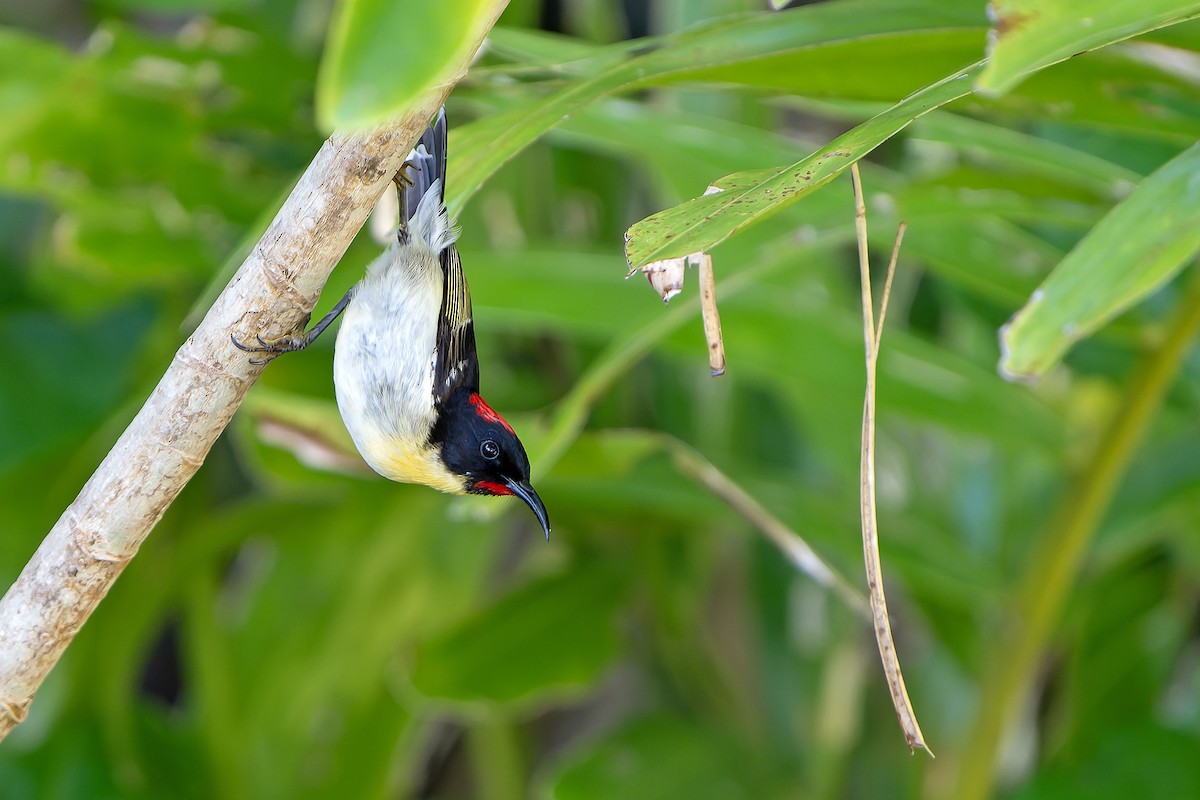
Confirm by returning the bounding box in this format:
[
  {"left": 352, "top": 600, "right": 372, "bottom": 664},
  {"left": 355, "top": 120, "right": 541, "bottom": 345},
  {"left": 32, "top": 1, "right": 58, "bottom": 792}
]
[{"left": 0, "top": 97, "right": 451, "bottom": 741}]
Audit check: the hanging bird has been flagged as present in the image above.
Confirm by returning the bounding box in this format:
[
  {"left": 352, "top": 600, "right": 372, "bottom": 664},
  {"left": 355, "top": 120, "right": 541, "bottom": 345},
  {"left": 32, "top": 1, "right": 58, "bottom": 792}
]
[{"left": 234, "top": 108, "right": 550, "bottom": 538}]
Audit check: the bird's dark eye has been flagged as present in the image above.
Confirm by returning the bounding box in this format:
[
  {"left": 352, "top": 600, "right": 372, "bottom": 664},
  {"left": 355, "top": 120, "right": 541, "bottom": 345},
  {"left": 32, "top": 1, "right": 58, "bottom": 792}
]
[{"left": 480, "top": 440, "right": 500, "bottom": 460}]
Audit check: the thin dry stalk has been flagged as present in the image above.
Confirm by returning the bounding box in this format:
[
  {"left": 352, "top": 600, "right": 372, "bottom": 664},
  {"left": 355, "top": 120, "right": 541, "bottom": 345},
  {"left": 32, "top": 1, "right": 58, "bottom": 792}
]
[
  {"left": 850, "top": 162, "right": 930, "bottom": 756},
  {"left": 694, "top": 252, "right": 727, "bottom": 376},
  {"left": 0, "top": 96, "right": 453, "bottom": 741}
]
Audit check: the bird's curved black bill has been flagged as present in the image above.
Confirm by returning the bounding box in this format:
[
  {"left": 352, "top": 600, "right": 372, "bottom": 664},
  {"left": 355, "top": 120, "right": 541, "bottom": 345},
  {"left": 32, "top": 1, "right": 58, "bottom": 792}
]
[{"left": 504, "top": 477, "right": 551, "bottom": 540}]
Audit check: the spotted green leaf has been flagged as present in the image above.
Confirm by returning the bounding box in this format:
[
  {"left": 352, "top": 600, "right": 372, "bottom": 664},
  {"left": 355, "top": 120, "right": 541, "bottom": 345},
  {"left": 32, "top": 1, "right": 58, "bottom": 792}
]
[{"left": 622, "top": 64, "right": 982, "bottom": 269}]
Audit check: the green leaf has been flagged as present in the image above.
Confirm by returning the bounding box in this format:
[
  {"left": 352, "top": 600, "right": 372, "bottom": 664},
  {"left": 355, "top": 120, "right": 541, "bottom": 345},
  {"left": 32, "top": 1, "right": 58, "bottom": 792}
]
[
  {"left": 999, "top": 141, "right": 1200, "bottom": 380},
  {"left": 0, "top": 29, "right": 71, "bottom": 119},
  {"left": 316, "top": 0, "right": 504, "bottom": 131},
  {"left": 991, "top": 48, "right": 1200, "bottom": 145},
  {"left": 912, "top": 112, "right": 1142, "bottom": 198},
  {"left": 484, "top": 26, "right": 609, "bottom": 67},
  {"left": 542, "top": 715, "right": 755, "bottom": 800},
  {"left": 96, "top": 0, "right": 248, "bottom": 9},
  {"left": 0, "top": 304, "right": 154, "bottom": 470},
  {"left": 622, "top": 63, "right": 981, "bottom": 269},
  {"left": 1014, "top": 725, "right": 1200, "bottom": 799},
  {"left": 409, "top": 567, "right": 625, "bottom": 707},
  {"left": 979, "top": 0, "right": 1200, "bottom": 94},
  {"left": 896, "top": 217, "right": 1059, "bottom": 306},
  {"left": 669, "top": 28, "right": 985, "bottom": 101},
  {"left": 448, "top": 0, "right": 985, "bottom": 217}
]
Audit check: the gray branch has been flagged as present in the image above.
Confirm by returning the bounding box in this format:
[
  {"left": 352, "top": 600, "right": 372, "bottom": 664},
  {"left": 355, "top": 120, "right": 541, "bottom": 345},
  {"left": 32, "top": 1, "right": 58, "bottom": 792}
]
[{"left": 0, "top": 96, "right": 449, "bottom": 740}]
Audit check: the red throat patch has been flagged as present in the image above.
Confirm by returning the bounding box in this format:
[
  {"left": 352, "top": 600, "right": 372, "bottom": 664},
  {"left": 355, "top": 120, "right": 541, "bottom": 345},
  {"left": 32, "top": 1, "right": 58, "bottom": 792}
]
[
  {"left": 474, "top": 480, "right": 514, "bottom": 496},
  {"left": 469, "top": 393, "right": 515, "bottom": 435}
]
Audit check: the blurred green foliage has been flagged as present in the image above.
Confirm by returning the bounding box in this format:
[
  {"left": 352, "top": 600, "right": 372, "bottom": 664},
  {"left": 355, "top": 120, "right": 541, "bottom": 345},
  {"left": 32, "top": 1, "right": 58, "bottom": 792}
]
[
  {"left": 317, "top": 0, "right": 503, "bottom": 129},
  {"left": 3, "top": 0, "right": 1200, "bottom": 798}
]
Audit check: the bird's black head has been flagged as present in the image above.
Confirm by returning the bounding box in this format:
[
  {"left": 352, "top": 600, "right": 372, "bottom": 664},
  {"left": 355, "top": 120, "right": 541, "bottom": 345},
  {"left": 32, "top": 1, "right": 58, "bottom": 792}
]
[{"left": 432, "top": 391, "right": 550, "bottom": 539}]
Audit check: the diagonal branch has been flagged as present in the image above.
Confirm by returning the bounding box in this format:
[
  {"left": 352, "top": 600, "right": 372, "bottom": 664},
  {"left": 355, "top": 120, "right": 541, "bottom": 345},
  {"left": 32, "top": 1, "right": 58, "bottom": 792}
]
[{"left": 0, "top": 95, "right": 451, "bottom": 742}]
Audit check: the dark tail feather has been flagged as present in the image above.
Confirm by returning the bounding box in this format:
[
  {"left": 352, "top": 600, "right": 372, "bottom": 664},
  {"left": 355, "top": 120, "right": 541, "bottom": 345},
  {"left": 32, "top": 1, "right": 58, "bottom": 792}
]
[{"left": 400, "top": 107, "right": 447, "bottom": 225}]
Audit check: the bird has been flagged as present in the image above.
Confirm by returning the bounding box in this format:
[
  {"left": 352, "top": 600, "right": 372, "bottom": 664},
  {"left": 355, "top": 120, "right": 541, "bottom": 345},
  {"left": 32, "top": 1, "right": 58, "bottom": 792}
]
[{"left": 233, "top": 108, "right": 550, "bottom": 539}]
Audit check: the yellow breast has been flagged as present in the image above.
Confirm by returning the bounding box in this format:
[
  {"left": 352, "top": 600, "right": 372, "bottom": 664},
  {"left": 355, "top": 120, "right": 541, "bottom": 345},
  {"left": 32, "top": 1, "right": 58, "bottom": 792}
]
[{"left": 369, "top": 440, "right": 467, "bottom": 495}]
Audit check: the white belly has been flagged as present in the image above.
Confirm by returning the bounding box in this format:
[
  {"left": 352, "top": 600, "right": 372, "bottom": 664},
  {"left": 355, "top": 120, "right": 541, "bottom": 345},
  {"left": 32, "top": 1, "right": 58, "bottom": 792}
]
[{"left": 333, "top": 242, "right": 459, "bottom": 491}]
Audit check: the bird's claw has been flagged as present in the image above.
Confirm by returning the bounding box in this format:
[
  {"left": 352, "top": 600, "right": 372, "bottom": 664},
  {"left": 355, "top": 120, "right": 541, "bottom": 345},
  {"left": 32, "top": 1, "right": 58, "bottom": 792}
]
[
  {"left": 394, "top": 159, "right": 421, "bottom": 189},
  {"left": 230, "top": 331, "right": 302, "bottom": 365}
]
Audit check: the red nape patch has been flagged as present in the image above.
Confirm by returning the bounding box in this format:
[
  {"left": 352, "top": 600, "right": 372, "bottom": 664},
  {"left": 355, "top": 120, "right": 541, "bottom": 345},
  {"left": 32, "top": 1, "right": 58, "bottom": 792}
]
[
  {"left": 475, "top": 480, "right": 513, "bottom": 497},
  {"left": 469, "top": 393, "right": 515, "bottom": 434}
]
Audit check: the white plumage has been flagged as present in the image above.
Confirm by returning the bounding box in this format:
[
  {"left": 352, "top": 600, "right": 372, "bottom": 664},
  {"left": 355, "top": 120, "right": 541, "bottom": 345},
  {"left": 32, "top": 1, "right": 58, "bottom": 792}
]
[{"left": 332, "top": 180, "right": 463, "bottom": 492}]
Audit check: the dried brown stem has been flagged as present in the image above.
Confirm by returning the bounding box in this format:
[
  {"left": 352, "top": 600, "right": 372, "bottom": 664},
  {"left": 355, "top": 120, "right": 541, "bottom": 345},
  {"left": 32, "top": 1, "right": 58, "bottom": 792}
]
[
  {"left": 850, "top": 162, "right": 931, "bottom": 756},
  {"left": 694, "top": 252, "right": 727, "bottom": 376}
]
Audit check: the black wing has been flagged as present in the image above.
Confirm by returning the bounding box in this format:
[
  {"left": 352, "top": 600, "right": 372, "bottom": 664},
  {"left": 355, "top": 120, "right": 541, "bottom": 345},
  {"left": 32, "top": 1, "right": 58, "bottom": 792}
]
[
  {"left": 418, "top": 107, "right": 474, "bottom": 403},
  {"left": 432, "top": 244, "right": 479, "bottom": 405}
]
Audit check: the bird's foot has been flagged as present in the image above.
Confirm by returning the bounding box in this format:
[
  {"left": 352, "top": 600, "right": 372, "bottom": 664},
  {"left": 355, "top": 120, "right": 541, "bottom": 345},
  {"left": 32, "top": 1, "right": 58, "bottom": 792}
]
[
  {"left": 231, "top": 330, "right": 309, "bottom": 366},
  {"left": 394, "top": 159, "right": 417, "bottom": 189}
]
